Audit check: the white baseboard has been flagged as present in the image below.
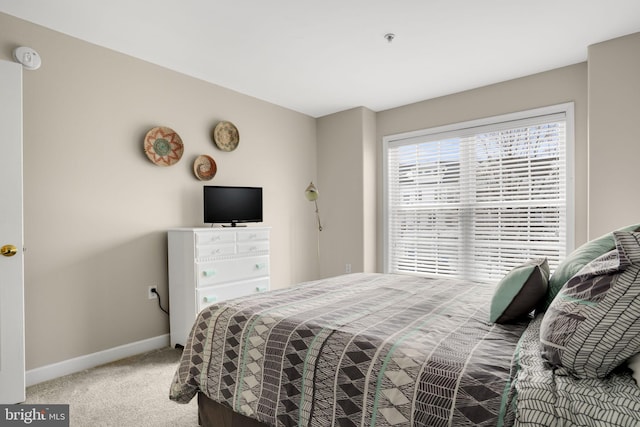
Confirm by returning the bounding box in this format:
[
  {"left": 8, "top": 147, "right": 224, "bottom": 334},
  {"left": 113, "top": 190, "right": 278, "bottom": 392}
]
[{"left": 25, "top": 334, "right": 170, "bottom": 387}]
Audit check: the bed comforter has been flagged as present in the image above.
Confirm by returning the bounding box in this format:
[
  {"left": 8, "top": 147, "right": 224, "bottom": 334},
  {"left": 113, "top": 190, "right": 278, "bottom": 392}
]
[
  {"left": 170, "top": 273, "right": 528, "bottom": 426},
  {"left": 514, "top": 315, "right": 640, "bottom": 426}
]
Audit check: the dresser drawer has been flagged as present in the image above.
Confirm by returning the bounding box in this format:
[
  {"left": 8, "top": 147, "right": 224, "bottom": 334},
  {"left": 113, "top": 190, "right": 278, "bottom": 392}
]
[
  {"left": 196, "top": 243, "right": 236, "bottom": 258},
  {"left": 237, "top": 229, "right": 269, "bottom": 242},
  {"left": 237, "top": 240, "right": 269, "bottom": 255},
  {"left": 195, "top": 231, "right": 236, "bottom": 246},
  {"left": 197, "top": 255, "right": 269, "bottom": 287},
  {"left": 196, "top": 278, "right": 270, "bottom": 312}
]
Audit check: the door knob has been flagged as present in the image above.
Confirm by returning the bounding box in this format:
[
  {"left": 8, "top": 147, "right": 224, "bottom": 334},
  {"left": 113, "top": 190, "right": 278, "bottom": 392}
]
[{"left": 1, "top": 244, "right": 18, "bottom": 257}]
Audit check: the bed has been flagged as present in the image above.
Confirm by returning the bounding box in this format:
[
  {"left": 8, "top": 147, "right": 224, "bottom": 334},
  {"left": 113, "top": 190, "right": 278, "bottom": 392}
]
[{"left": 170, "top": 229, "right": 640, "bottom": 427}]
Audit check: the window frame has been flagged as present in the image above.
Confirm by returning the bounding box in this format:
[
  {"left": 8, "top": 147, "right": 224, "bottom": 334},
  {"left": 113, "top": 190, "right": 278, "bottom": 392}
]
[{"left": 382, "top": 102, "right": 575, "bottom": 278}]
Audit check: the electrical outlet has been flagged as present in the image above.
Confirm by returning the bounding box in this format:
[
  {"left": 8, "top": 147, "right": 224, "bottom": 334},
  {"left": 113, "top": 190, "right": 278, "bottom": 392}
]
[
  {"left": 345, "top": 263, "right": 352, "bottom": 273},
  {"left": 148, "top": 286, "right": 158, "bottom": 299}
]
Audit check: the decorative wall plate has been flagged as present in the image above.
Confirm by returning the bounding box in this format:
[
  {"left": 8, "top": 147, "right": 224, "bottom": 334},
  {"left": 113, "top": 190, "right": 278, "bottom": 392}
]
[
  {"left": 193, "top": 155, "right": 217, "bottom": 181},
  {"left": 144, "top": 126, "right": 184, "bottom": 166},
  {"left": 213, "top": 121, "right": 239, "bottom": 151}
]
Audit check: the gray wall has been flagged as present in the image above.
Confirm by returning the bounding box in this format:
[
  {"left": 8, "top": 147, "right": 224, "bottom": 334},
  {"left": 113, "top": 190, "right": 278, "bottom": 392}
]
[
  {"left": 1, "top": 13, "right": 318, "bottom": 370},
  {"left": 316, "top": 107, "right": 377, "bottom": 278},
  {"left": 587, "top": 32, "right": 640, "bottom": 238}
]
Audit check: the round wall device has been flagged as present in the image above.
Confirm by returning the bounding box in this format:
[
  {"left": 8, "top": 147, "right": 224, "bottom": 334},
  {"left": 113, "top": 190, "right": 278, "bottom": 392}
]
[{"left": 13, "top": 46, "right": 41, "bottom": 70}]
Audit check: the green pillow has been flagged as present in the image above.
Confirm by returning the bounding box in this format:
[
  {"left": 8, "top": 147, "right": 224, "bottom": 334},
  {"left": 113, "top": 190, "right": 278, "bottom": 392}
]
[
  {"left": 542, "top": 223, "right": 640, "bottom": 310},
  {"left": 490, "top": 258, "right": 549, "bottom": 324}
]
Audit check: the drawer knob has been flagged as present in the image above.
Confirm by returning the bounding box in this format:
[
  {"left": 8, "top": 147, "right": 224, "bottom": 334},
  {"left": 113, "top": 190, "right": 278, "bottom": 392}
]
[
  {"left": 203, "top": 270, "right": 216, "bottom": 277},
  {"left": 255, "top": 263, "right": 266, "bottom": 270},
  {"left": 203, "top": 296, "right": 217, "bottom": 303},
  {"left": 256, "top": 286, "right": 268, "bottom": 292}
]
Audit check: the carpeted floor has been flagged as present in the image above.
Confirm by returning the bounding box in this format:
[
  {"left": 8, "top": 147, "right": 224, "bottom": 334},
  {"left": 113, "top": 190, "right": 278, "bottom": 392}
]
[{"left": 25, "top": 347, "right": 199, "bottom": 426}]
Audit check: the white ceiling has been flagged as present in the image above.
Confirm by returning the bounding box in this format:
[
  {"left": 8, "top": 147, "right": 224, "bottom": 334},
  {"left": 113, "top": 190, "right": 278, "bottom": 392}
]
[{"left": 2, "top": 1, "right": 640, "bottom": 118}]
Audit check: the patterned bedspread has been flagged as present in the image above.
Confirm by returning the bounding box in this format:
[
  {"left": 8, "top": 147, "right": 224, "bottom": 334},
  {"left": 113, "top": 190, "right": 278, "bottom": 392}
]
[
  {"left": 514, "top": 315, "right": 640, "bottom": 426},
  {"left": 170, "top": 273, "right": 530, "bottom": 426}
]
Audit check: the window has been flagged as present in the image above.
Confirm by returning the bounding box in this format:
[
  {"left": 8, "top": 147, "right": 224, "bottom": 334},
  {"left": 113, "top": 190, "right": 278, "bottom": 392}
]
[{"left": 383, "top": 104, "right": 573, "bottom": 283}]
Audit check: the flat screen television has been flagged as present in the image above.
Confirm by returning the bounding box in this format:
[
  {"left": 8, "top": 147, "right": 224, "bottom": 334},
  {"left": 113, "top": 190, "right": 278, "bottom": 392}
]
[{"left": 203, "top": 186, "right": 263, "bottom": 227}]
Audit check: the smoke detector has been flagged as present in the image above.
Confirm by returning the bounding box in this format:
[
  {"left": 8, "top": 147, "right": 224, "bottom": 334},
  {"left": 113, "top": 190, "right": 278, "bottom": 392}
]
[{"left": 13, "top": 46, "right": 41, "bottom": 70}]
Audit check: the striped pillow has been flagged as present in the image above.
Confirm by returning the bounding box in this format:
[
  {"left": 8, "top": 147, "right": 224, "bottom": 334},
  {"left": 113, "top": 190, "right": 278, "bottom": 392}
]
[{"left": 539, "top": 231, "right": 640, "bottom": 378}]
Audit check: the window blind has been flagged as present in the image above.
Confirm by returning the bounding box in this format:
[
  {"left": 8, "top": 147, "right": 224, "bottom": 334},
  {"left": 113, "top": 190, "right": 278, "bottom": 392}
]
[{"left": 384, "top": 107, "right": 570, "bottom": 283}]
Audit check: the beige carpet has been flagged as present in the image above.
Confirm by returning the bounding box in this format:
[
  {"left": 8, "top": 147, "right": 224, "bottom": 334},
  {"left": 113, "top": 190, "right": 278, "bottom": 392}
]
[{"left": 25, "top": 347, "right": 199, "bottom": 426}]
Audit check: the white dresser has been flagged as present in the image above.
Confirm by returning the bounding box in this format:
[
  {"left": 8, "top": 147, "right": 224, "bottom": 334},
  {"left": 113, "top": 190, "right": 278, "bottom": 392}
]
[{"left": 167, "top": 227, "right": 270, "bottom": 347}]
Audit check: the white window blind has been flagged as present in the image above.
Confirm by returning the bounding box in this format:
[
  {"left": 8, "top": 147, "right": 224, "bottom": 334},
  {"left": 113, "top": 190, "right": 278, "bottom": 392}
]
[{"left": 384, "top": 105, "right": 572, "bottom": 283}]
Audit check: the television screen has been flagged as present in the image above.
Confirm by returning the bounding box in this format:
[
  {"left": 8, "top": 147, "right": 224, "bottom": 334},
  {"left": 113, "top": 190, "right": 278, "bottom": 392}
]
[{"left": 203, "top": 186, "right": 263, "bottom": 226}]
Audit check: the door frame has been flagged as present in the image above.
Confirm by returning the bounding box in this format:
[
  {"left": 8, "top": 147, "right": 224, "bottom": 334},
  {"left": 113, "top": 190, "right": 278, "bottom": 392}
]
[{"left": 0, "top": 59, "right": 26, "bottom": 404}]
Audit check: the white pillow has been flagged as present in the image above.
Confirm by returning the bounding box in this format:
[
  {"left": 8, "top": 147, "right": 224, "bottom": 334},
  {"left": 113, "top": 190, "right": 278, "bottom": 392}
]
[{"left": 628, "top": 353, "right": 640, "bottom": 385}]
